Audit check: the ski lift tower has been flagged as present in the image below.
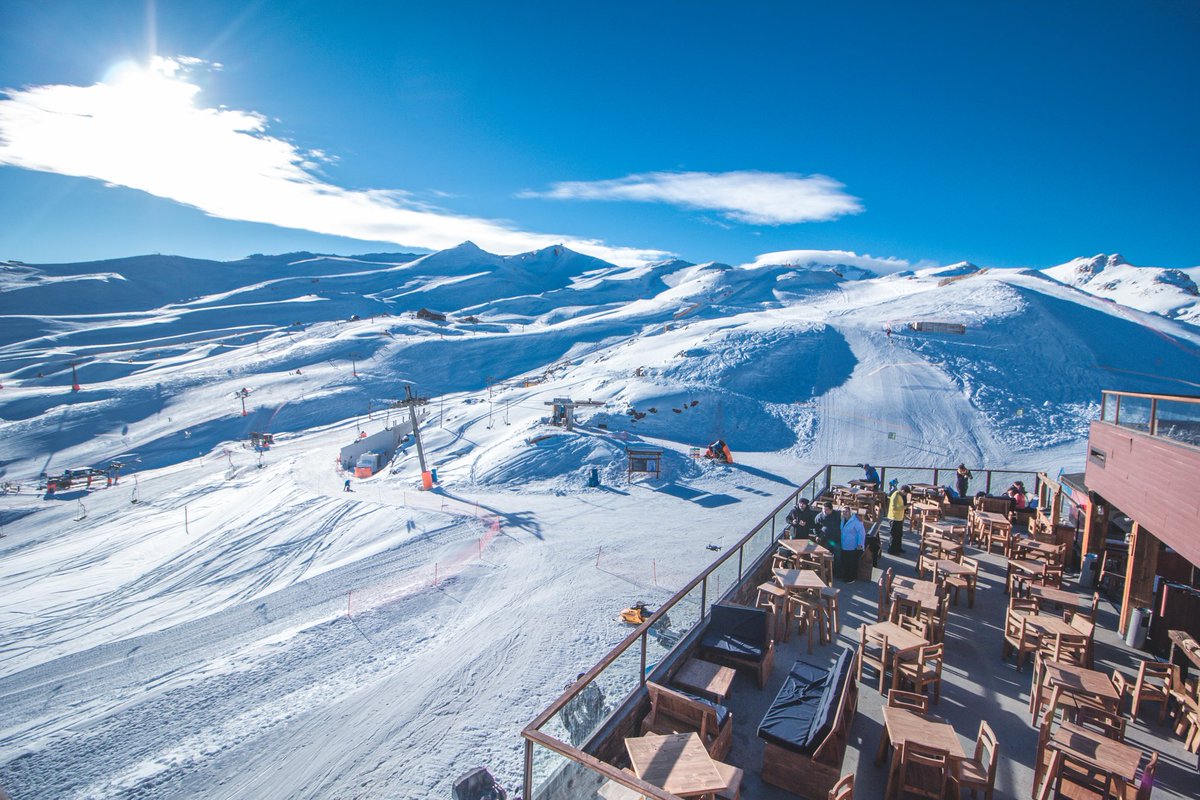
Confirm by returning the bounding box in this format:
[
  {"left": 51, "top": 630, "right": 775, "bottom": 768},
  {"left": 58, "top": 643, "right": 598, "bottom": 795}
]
[
  {"left": 544, "top": 397, "right": 604, "bottom": 431},
  {"left": 392, "top": 385, "right": 432, "bottom": 487}
]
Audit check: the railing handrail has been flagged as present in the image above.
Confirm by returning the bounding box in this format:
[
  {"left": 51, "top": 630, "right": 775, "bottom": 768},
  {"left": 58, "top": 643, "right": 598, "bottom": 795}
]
[{"left": 1101, "top": 389, "right": 1200, "bottom": 403}]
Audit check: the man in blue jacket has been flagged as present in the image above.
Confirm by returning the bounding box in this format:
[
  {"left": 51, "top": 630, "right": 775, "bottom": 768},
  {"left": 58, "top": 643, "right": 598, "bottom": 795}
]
[{"left": 839, "top": 506, "right": 866, "bottom": 582}]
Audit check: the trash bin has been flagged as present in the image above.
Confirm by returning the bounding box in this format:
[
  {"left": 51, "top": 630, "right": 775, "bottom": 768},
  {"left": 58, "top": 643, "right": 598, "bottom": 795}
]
[
  {"left": 1125, "top": 606, "right": 1151, "bottom": 649},
  {"left": 430, "top": 467, "right": 438, "bottom": 484},
  {"left": 587, "top": 467, "right": 600, "bottom": 488},
  {"left": 1080, "top": 552, "right": 1099, "bottom": 588}
]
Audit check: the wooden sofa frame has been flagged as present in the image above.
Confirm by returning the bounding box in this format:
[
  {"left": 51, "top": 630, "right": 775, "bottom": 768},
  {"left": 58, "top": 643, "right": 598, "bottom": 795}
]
[{"left": 640, "top": 681, "right": 733, "bottom": 760}]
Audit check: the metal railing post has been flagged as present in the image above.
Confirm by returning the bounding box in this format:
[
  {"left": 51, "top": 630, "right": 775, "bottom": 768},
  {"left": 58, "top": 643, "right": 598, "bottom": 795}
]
[
  {"left": 701, "top": 576, "right": 708, "bottom": 616},
  {"left": 640, "top": 633, "right": 647, "bottom": 684},
  {"left": 985, "top": 470, "right": 992, "bottom": 494},
  {"left": 524, "top": 739, "right": 534, "bottom": 800},
  {"left": 1150, "top": 398, "right": 1158, "bottom": 436}
]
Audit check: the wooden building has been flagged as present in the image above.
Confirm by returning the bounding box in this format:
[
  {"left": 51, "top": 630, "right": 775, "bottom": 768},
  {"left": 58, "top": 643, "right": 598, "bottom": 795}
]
[{"left": 1079, "top": 391, "right": 1200, "bottom": 639}]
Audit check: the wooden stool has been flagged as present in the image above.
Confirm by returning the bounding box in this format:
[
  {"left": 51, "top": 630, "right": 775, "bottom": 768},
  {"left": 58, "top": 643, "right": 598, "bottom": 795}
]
[
  {"left": 793, "top": 599, "right": 829, "bottom": 654},
  {"left": 820, "top": 586, "right": 840, "bottom": 638},
  {"left": 755, "top": 582, "right": 788, "bottom": 642},
  {"left": 771, "top": 552, "right": 796, "bottom": 571}
]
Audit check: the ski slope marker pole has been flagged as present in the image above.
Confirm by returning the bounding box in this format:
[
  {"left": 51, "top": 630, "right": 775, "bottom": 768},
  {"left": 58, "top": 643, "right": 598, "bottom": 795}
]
[
  {"left": 652, "top": 559, "right": 657, "bottom": 585},
  {"left": 596, "top": 546, "right": 603, "bottom": 567}
]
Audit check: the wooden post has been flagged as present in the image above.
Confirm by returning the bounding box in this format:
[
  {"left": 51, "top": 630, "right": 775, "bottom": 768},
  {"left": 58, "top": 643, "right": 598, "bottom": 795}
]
[{"left": 1118, "top": 522, "right": 1159, "bottom": 635}]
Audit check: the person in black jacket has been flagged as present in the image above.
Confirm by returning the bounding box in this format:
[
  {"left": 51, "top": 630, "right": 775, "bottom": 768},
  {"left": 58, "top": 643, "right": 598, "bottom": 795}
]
[
  {"left": 955, "top": 464, "right": 972, "bottom": 498},
  {"left": 814, "top": 501, "right": 841, "bottom": 560},
  {"left": 786, "top": 497, "right": 818, "bottom": 539}
]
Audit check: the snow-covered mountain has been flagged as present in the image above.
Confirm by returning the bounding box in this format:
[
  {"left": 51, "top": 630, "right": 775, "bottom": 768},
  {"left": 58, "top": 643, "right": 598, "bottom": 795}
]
[
  {"left": 1044, "top": 253, "right": 1200, "bottom": 326},
  {"left": 2, "top": 243, "right": 1199, "bottom": 798}
]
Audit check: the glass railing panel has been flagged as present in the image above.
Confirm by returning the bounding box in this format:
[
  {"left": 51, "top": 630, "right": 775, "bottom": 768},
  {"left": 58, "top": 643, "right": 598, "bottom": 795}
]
[
  {"left": 1115, "top": 395, "right": 1152, "bottom": 432},
  {"left": 881, "top": 467, "right": 936, "bottom": 493},
  {"left": 828, "top": 465, "right": 862, "bottom": 488},
  {"left": 666, "top": 582, "right": 705, "bottom": 647},
  {"left": 528, "top": 739, "right": 574, "bottom": 799},
  {"left": 707, "top": 549, "right": 741, "bottom": 609},
  {"left": 1155, "top": 398, "right": 1200, "bottom": 447},
  {"left": 1101, "top": 393, "right": 1118, "bottom": 423}
]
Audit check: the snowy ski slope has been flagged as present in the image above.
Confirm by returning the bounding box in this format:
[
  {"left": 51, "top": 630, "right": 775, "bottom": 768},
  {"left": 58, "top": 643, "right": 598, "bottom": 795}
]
[{"left": 1, "top": 244, "right": 1198, "bottom": 798}]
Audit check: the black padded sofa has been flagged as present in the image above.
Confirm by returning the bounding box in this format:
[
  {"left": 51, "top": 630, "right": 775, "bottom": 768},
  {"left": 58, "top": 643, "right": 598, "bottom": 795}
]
[
  {"left": 757, "top": 646, "right": 858, "bottom": 799},
  {"left": 699, "top": 603, "right": 775, "bottom": 688}
]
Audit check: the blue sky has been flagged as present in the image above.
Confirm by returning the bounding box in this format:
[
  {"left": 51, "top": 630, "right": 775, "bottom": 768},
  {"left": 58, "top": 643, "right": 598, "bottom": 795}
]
[{"left": 1, "top": 1, "right": 1197, "bottom": 269}]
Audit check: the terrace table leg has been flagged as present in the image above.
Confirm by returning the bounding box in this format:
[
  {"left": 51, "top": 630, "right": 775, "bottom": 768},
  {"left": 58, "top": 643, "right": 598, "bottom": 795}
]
[{"left": 874, "top": 723, "right": 891, "bottom": 766}]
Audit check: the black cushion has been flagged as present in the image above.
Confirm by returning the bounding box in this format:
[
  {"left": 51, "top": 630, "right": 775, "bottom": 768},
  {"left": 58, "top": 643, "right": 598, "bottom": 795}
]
[
  {"left": 804, "top": 646, "right": 855, "bottom": 750},
  {"left": 700, "top": 604, "right": 768, "bottom": 660},
  {"left": 757, "top": 661, "right": 829, "bottom": 754},
  {"left": 673, "top": 688, "right": 730, "bottom": 728},
  {"left": 757, "top": 647, "right": 855, "bottom": 755}
]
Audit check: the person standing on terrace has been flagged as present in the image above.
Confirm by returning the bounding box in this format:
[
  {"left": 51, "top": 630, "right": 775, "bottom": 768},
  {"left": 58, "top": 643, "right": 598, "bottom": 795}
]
[
  {"left": 786, "top": 497, "right": 818, "bottom": 539},
  {"left": 815, "top": 501, "right": 841, "bottom": 562},
  {"left": 839, "top": 506, "right": 866, "bottom": 581},
  {"left": 886, "top": 484, "right": 909, "bottom": 556},
  {"left": 955, "top": 464, "right": 972, "bottom": 498}
]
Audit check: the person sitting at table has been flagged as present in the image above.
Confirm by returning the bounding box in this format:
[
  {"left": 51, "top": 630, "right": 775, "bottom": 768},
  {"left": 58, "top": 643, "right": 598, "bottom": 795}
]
[
  {"left": 839, "top": 506, "right": 866, "bottom": 582},
  {"left": 786, "top": 497, "right": 818, "bottom": 539},
  {"left": 1007, "top": 486, "right": 1028, "bottom": 510},
  {"left": 815, "top": 500, "right": 842, "bottom": 560}
]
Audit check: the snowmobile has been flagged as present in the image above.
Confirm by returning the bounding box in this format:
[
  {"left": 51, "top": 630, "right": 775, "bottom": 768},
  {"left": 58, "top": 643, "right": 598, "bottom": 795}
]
[{"left": 619, "top": 601, "right": 681, "bottom": 647}]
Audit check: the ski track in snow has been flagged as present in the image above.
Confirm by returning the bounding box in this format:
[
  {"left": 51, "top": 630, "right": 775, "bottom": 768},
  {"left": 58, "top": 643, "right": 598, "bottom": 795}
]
[{"left": 2, "top": 247, "right": 1199, "bottom": 798}]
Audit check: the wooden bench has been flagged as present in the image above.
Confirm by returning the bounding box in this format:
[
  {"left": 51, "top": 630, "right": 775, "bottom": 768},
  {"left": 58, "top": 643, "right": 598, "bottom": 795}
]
[{"left": 641, "top": 681, "right": 733, "bottom": 761}]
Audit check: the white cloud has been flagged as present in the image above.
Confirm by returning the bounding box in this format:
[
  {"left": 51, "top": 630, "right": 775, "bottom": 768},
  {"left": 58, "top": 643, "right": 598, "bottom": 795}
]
[
  {"left": 523, "top": 170, "right": 863, "bottom": 225},
  {"left": 0, "top": 57, "right": 669, "bottom": 267},
  {"left": 742, "top": 249, "right": 912, "bottom": 274}
]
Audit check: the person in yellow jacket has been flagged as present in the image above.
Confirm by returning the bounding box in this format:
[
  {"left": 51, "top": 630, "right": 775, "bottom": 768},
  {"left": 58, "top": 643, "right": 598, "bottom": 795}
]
[{"left": 886, "top": 484, "right": 911, "bottom": 555}]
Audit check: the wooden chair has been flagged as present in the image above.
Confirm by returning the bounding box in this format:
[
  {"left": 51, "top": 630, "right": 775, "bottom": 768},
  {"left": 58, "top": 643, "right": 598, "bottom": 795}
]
[
  {"left": 888, "top": 741, "right": 950, "bottom": 800},
  {"left": 641, "top": 682, "right": 733, "bottom": 759},
  {"left": 1010, "top": 597, "right": 1040, "bottom": 614},
  {"left": 1037, "top": 632, "right": 1088, "bottom": 668},
  {"left": 876, "top": 576, "right": 889, "bottom": 622},
  {"left": 916, "top": 553, "right": 938, "bottom": 580},
  {"left": 859, "top": 625, "right": 890, "bottom": 693},
  {"left": 898, "top": 613, "right": 929, "bottom": 640},
  {"left": 951, "top": 721, "right": 998, "bottom": 800},
  {"left": 1002, "top": 609, "right": 1039, "bottom": 672},
  {"left": 886, "top": 689, "right": 929, "bottom": 714},
  {"left": 942, "top": 556, "right": 978, "bottom": 608},
  {"left": 986, "top": 524, "right": 1012, "bottom": 558},
  {"left": 890, "top": 596, "right": 922, "bottom": 624},
  {"left": 1115, "top": 660, "right": 1176, "bottom": 724},
  {"left": 1068, "top": 614, "right": 1096, "bottom": 669},
  {"left": 893, "top": 643, "right": 944, "bottom": 704},
  {"left": 1042, "top": 563, "right": 1064, "bottom": 589},
  {"left": 827, "top": 773, "right": 854, "bottom": 800},
  {"left": 1075, "top": 704, "right": 1127, "bottom": 742}
]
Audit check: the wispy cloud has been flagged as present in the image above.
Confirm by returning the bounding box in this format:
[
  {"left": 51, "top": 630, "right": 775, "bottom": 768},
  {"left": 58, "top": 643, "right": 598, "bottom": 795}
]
[
  {"left": 522, "top": 170, "right": 863, "bottom": 225},
  {"left": 742, "top": 249, "right": 912, "bottom": 274},
  {"left": 0, "top": 57, "right": 669, "bottom": 266}
]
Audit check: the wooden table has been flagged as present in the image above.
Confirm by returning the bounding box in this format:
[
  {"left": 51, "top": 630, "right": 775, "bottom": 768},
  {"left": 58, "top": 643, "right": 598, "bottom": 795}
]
[
  {"left": 1028, "top": 584, "right": 1091, "bottom": 612},
  {"left": 892, "top": 576, "right": 939, "bottom": 596},
  {"left": 1015, "top": 538, "right": 1061, "bottom": 563},
  {"left": 674, "top": 658, "right": 736, "bottom": 704},
  {"left": 774, "top": 567, "right": 827, "bottom": 594},
  {"left": 923, "top": 519, "right": 962, "bottom": 541},
  {"left": 1168, "top": 629, "right": 1200, "bottom": 680},
  {"left": 1006, "top": 558, "right": 1046, "bottom": 594},
  {"left": 779, "top": 539, "right": 831, "bottom": 557},
  {"left": 892, "top": 586, "right": 941, "bottom": 614},
  {"left": 875, "top": 705, "right": 966, "bottom": 766},
  {"left": 922, "top": 535, "right": 963, "bottom": 559},
  {"left": 625, "top": 733, "right": 726, "bottom": 799},
  {"left": 863, "top": 620, "right": 929, "bottom": 684},
  {"left": 1046, "top": 723, "right": 1146, "bottom": 789},
  {"left": 1042, "top": 660, "right": 1121, "bottom": 711},
  {"left": 1015, "top": 611, "right": 1078, "bottom": 638}
]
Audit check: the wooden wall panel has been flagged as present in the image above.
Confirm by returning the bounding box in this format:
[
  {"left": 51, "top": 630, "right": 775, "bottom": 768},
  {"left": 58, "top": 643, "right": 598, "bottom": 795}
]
[{"left": 1084, "top": 422, "right": 1200, "bottom": 566}]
